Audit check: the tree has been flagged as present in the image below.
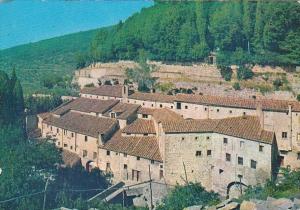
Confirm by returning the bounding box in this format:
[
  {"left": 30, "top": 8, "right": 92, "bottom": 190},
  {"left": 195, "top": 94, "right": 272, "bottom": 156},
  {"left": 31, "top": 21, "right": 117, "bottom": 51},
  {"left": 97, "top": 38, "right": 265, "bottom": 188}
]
[
  {"left": 126, "top": 52, "right": 156, "bottom": 92},
  {"left": 219, "top": 65, "right": 233, "bottom": 81},
  {"left": 156, "top": 183, "right": 220, "bottom": 210},
  {"left": 237, "top": 66, "right": 254, "bottom": 80}
]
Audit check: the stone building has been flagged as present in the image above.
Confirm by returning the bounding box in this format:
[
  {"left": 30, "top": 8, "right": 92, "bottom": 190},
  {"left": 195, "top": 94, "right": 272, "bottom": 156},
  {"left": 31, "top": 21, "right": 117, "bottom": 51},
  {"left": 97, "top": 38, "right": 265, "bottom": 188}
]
[
  {"left": 80, "top": 85, "right": 300, "bottom": 169},
  {"left": 37, "top": 84, "right": 300, "bottom": 197}
]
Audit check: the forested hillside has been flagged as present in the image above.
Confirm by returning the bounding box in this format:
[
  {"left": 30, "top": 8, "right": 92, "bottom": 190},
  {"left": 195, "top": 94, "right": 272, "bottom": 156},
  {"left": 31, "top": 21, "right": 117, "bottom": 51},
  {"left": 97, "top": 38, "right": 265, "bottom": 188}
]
[
  {"left": 0, "top": 29, "right": 100, "bottom": 94},
  {"left": 90, "top": 1, "right": 300, "bottom": 66}
]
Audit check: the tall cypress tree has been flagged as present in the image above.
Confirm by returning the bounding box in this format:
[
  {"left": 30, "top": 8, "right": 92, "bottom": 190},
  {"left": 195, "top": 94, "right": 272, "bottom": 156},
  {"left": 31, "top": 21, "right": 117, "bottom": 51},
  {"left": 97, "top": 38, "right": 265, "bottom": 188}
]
[
  {"left": 0, "top": 71, "right": 11, "bottom": 125},
  {"left": 253, "top": 0, "right": 266, "bottom": 52}
]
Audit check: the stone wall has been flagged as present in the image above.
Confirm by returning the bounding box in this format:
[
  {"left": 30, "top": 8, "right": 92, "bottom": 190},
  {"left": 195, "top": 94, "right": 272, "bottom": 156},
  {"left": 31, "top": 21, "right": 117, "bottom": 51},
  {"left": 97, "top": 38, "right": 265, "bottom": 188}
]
[{"left": 163, "top": 132, "right": 274, "bottom": 196}]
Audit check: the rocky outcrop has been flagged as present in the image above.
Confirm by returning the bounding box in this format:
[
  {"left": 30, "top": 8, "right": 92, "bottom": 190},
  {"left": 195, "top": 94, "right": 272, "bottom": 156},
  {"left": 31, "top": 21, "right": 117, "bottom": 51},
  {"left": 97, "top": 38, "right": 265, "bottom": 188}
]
[{"left": 184, "top": 197, "right": 300, "bottom": 210}]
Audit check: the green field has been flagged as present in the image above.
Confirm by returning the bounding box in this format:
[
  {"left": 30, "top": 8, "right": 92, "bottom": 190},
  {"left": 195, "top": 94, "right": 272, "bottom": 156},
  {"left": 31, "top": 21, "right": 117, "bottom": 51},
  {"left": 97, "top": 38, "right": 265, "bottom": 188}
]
[{"left": 0, "top": 29, "right": 100, "bottom": 95}]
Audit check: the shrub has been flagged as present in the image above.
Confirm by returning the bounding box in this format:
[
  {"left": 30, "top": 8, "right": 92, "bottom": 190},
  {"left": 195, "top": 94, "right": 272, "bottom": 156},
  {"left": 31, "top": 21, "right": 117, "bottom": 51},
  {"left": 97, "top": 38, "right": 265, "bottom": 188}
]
[
  {"left": 237, "top": 66, "right": 254, "bottom": 80},
  {"left": 84, "top": 83, "right": 95, "bottom": 88},
  {"left": 157, "top": 183, "right": 220, "bottom": 210},
  {"left": 273, "top": 79, "right": 283, "bottom": 90},
  {"left": 297, "top": 95, "right": 300, "bottom": 101},
  {"left": 233, "top": 82, "right": 241, "bottom": 90},
  {"left": 219, "top": 65, "right": 233, "bottom": 81}
]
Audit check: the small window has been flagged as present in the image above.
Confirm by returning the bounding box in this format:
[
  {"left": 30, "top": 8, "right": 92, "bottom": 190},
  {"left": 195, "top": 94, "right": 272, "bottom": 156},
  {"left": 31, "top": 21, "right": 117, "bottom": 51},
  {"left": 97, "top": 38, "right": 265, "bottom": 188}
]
[
  {"left": 223, "top": 138, "right": 228, "bottom": 144},
  {"left": 195, "top": 151, "right": 202, "bottom": 157},
  {"left": 297, "top": 153, "right": 300, "bottom": 160},
  {"left": 142, "top": 114, "right": 148, "bottom": 118},
  {"left": 206, "top": 136, "right": 210, "bottom": 140},
  {"left": 111, "top": 112, "right": 116, "bottom": 118},
  {"left": 207, "top": 150, "right": 212, "bottom": 156},
  {"left": 282, "top": 132, "right": 288, "bottom": 138},
  {"left": 83, "top": 150, "right": 87, "bottom": 158},
  {"left": 226, "top": 153, "right": 231, "bottom": 162},
  {"left": 151, "top": 104, "right": 154, "bottom": 107},
  {"left": 176, "top": 102, "right": 182, "bottom": 110},
  {"left": 115, "top": 152, "right": 118, "bottom": 155},
  {"left": 160, "top": 165, "right": 163, "bottom": 169},
  {"left": 50, "top": 126, "right": 53, "bottom": 131},
  {"left": 124, "top": 164, "right": 128, "bottom": 169},
  {"left": 160, "top": 170, "right": 164, "bottom": 179},
  {"left": 106, "top": 151, "right": 110, "bottom": 156},
  {"left": 217, "top": 109, "right": 219, "bottom": 112},
  {"left": 259, "top": 145, "right": 264, "bottom": 152},
  {"left": 238, "top": 174, "right": 243, "bottom": 179},
  {"left": 70, "top": 146, "right": 73, "bottom": 150},
  {"left": 57, "top": 128, "right": 59, "bottom": 133},
  {"left": 137, "top": 156, "right": 140, "bottom": 161},
  {"left": 171, "top": 106, "right": 174, "bottom": 109},
  {"left": 93, "top": 152, "right": 97, "bottom": 159},
  {"left": 64, "top": 143, "right": 67, "bottom": 148},
  {"left": 57, "top": 142, "right": 60, "bottom": 146},
  {"left": 185, "top": 105, "right": 188, "bottom": 109},
  {"left": 160, "top": 104, "right": 163, "bottom": 108},
  {"left": 71, "top": 133, "right": 74, "bottom": 138},
  {"left": 151, "top": 160, "right": 155, "bottom": 164},
  {"left": 251, "top": 160, "right": 257, "bottom": 169},
  {"left": 229, "top": 110, "right": 232, "bottom": 114},
  {"left": 142, "top": 103, "right": 145, "bottom": 105},
  {"left": 195, "top": 137, "right": 198, "bottom": 140},
  {"left": 85, "top": 136, "right": 88, "bottom": 142},
  {"left": 143, "top": 133, "right": 149, "bottom": 136},
  {"left": 238, "top": 157, "right": 243, "bottom": 165},
  {"left": 124, "top": 153, "right": 127, "bottom": 157},
  {"left": 219, "top": 169, "right": 224, "bottom": 174},
  {"left": 181, "top": 137, "right": 185, "bottom": 140},
  {"left": 243, "top": 112, "right": 246, "bottom": 115},
  {"left": 240, "top": 141, "right": 245, "bottom": 148},
  {"left": 204, "top": 107, "right": 207, "bottom": 111}
]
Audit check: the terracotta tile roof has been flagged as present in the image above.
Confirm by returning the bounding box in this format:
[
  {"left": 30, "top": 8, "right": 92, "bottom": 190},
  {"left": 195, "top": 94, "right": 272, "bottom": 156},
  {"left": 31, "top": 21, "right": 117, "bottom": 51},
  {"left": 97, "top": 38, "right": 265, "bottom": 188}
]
[
  {"left": 38, "top": 112, "right": 51, "bottom": 120},
  {"left": 129, "top": 92, "right": 175, "bottom": 103},
  {"left": 162, "top": 116, "right": 274, "bottom": 144},
  {"left": 52, "top": 98, "right": 119, "bottom": 115},
  {"left": 137, "top": 107, "right": 155, "bottom": 115},
  {"left": 81, "top": 85, "right": 124, "bottom": 98},
  {"left": 175, "top": 94, "right": 300, "bottom": 112},
  {"left": 102, "top": 132, "right": 162, "bottom": 162},
  {"left": 214, "top": 116, "right": 274, "bottom": 144},
  {"left": 103, "top": 103, "right": 140, "bottom": 120},
  {"left": 122, "top": 119, "right": 156, "bottom": 134},
  {"left": 137, "top": 107, "right": 183, "bottom": 122},
  {"left": 43, "top": 112, "right": 118, "bottom": 138},
  {"left": 62, "top": 150, "right": 81, "bottom": 167},
  {"left": 152, "top": 108, "right": 183, "bottom": 123}
]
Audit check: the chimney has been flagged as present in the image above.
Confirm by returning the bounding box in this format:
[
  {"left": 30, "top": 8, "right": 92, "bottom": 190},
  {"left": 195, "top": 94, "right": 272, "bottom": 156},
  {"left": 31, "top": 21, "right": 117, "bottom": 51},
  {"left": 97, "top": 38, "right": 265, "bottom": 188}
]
[
  {"left": 122, "top": 85, "right": 129, "bottom": 99},
  {"left": 256, "top": 103, "right": 264, "bottom": 129}
]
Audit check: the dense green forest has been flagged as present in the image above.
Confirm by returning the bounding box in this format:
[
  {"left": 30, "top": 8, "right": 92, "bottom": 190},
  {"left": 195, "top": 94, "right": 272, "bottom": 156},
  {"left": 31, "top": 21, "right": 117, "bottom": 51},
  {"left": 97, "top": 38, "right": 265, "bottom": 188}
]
[
  {"left": 90, "top": 1, "right": 300, "bottom": 67},
  {"left": 0, "top": 1, "right": 299, "bottom": 95}
]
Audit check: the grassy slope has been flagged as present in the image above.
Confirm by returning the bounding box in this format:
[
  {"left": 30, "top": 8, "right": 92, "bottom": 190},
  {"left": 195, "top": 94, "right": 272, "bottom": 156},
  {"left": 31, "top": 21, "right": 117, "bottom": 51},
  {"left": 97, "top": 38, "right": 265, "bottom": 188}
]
[{"left": 0, "top": 29, "right": 100, "bottom": 94}]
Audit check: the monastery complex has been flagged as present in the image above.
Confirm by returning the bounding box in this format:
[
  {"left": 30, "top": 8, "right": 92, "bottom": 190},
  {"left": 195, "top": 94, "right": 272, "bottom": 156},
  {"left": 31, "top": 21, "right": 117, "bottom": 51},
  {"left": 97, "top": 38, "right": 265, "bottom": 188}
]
[{"left": 38, "top": 85, "right": 300, "bottom": 197}]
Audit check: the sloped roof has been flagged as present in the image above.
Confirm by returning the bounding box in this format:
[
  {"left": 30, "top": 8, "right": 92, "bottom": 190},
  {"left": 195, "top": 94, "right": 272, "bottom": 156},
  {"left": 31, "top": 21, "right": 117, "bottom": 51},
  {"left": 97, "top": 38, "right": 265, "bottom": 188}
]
[
  {"left": 102, "top": 132, "right": 162, "bottom": 162},
  {"left": 43, "top": 112, "right": 118, "bottom": 138},
  {"left": 175, "top": 94, "right": 300, "bottom": 112},
  {"left": 103, "top": 103, "right": 140, "bottom": 120},
  {"left": 52, "top": 98, "right": 118, "bottom": 115},
  {"left": 81, "top": 85, "right": 124, "bottom": 98},
  {"left": 137, "top": 107, "right": 155, "bottom": 115},
  {"left": 162, "top": 116, "right": 274, "bottom": 144},
  {"left": 62, "top": 150, "right": 81, "bottom": 167},
  {"left": 122, "top": 119, "right": 156, "bottom": 134},
  {"left": 152, "top": 108, "right": 183, "bottom": 123},
  {"left": 129, "top": 92, "right": 175, "bottom": 103}
]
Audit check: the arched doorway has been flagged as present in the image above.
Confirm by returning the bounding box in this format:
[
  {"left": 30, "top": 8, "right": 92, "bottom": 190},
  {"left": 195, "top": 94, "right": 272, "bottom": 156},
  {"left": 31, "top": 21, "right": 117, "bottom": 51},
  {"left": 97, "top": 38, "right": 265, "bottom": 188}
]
[
  {"left": 227, "top": 181, "right": 248, "bottom": 199},
  {"left": 86, "top": 160, "right": 94, "bottom": 172}
]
